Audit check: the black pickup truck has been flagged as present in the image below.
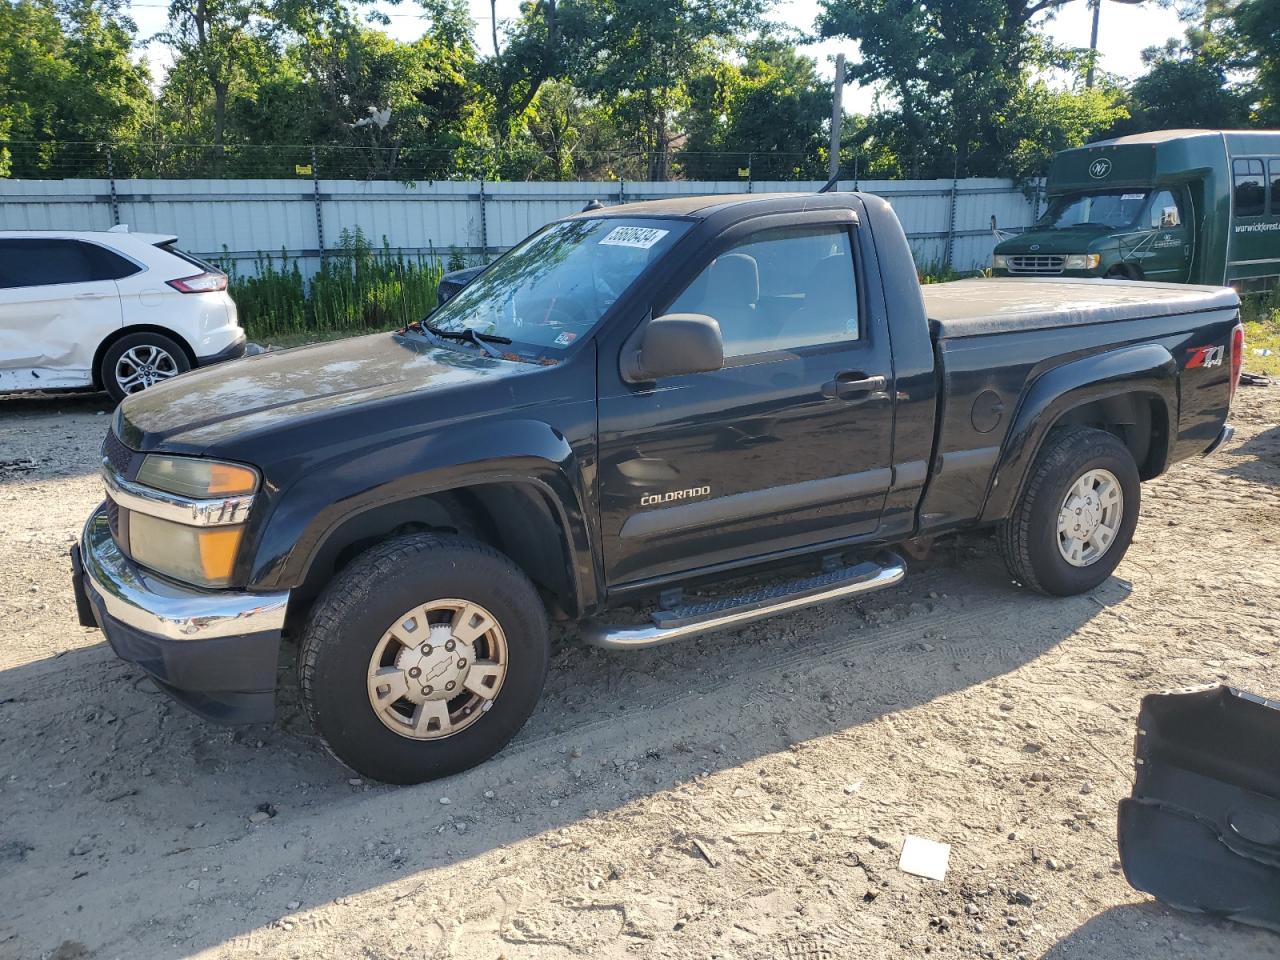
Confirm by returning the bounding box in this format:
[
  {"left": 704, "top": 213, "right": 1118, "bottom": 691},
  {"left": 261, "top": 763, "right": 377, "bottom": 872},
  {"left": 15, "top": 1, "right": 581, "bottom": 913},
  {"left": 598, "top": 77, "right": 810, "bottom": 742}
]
[{"left": 72, "top": 191, "right": 1242, "bottom": 784}]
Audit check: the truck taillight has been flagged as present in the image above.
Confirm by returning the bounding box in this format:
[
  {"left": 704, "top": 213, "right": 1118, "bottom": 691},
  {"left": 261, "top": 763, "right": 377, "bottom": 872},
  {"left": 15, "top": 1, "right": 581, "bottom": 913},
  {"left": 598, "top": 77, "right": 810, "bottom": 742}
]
[
  {"left": 167, "top": 272, "right": 228, "bottom": 294},
  {"left": 1229, "top": 324, "right": 1244, "bottom": 407}
]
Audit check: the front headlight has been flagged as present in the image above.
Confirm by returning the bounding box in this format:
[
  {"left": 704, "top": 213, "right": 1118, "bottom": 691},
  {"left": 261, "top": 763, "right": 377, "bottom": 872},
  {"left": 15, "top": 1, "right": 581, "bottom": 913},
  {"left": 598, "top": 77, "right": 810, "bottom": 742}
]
[
  {"left": 992, "top": 254, "right": 1008, "bottom": 269},
  {"left": 115, "top": 454, "right": 259, "bottom": 588},
  {"left": 1064, "top": 254, "right": 1101, "bottom": 270},
  {"left": 136, "top": 455, "right": 258, "bottom": 498}
]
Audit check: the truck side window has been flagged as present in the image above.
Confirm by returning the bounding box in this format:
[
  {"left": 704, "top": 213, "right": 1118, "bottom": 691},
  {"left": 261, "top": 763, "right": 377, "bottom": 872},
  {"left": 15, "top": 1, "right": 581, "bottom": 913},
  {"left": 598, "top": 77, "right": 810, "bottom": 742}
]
[
  {"left": 1271, "top": 160, "right": 1280, "bottom": 216},
  {"left": 1233, "top": 159, "right": 1266, "bottom": 218},
  {"left": 666, "top": 225, "right": 858, "bottom": 358},
  {"left": 1149, "top": 190, "right": 1180, "bottom": 229}
]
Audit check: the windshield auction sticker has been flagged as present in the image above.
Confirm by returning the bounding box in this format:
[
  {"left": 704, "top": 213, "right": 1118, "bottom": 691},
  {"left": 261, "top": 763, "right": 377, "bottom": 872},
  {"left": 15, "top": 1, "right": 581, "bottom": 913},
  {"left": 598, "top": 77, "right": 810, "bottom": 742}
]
[{"left": 600, "top": 226, "right": 670, "bottom": 249}]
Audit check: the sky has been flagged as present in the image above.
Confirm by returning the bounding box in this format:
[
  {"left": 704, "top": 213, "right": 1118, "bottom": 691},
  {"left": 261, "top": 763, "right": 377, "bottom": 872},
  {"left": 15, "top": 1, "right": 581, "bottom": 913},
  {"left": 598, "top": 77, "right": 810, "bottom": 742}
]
[{"left": 126, "top": 0, "right": 1187, "bottom": 115}]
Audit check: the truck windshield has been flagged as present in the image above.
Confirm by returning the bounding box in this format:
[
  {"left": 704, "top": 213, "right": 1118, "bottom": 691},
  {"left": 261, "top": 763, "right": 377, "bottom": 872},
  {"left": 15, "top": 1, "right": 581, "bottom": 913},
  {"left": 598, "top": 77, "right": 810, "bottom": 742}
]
[
  {"left": 423, "top": 216, "right": 689, "bottom": 358},
  {"left": 1039, "top": 190, "right": 1149, "bottom": 230}
]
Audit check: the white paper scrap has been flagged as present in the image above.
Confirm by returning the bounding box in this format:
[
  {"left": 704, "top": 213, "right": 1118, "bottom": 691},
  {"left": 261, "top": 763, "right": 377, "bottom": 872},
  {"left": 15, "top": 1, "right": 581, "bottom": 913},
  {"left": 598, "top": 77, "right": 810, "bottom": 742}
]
[{"left": 898, "top": 835, "right": 951, "bottom": 881}]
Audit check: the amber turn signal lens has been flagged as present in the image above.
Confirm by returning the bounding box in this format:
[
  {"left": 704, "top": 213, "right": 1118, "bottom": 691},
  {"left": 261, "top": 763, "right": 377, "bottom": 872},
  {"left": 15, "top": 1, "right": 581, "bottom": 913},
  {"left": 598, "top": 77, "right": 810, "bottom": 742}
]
[
  {"left": 206, "top": 463, "right": 259, "bottom": 496},
  {"left": 197, "top": 527, "right": 243, "bottom": 582}
]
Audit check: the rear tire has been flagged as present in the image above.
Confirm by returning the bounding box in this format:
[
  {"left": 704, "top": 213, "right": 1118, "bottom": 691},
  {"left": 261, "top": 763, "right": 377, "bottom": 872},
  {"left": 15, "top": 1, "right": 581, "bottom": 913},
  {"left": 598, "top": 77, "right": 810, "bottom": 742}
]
[
  {"left": 101, "top": 332, "right": 191, "bottom": 403},
  {"left": 998, "top": 427, "right": 1140, "bottom": 596},
  {"left": 299, "top": 533, "right": 550, "bottom": 785}
]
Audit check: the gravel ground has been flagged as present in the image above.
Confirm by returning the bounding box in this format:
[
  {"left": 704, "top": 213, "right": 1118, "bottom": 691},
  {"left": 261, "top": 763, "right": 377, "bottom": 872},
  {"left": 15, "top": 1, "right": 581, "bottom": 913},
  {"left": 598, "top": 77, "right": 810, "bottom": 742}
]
[{"left": 2, "top": 387, "right": 1280, "bottom": 960}]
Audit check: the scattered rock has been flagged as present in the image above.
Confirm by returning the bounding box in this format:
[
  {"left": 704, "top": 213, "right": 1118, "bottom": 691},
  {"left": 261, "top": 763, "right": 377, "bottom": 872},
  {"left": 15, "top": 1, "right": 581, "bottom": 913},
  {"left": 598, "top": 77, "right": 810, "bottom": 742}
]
[{"left": 439, "top": 797, "right": 452, "bottom": 805}]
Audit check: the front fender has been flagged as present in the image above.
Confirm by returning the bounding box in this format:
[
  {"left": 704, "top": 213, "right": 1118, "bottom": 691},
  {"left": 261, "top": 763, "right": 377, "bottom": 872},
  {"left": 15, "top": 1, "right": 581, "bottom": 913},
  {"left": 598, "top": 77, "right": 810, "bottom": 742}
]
[
  {"left": 980, "top": 343, "right": 1178, "bottom": 523},
  {"left": 246, "top": 418, "right": 598, "bottom": 609}
]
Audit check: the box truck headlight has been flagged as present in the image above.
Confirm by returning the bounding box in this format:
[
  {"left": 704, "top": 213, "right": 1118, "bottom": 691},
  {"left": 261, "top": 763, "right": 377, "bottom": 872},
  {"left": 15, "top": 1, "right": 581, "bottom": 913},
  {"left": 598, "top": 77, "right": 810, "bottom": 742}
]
[
  {"left": 1064, "top": 254, "right": 1101, "bottom": 270},
  {"left": 992, "top": 254, "right": 1008, "bottom": 269}
]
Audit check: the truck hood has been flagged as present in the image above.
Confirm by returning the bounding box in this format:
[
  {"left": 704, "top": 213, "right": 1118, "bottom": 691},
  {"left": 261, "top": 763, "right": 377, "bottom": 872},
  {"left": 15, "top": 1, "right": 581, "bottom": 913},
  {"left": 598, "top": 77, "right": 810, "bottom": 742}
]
[
  {"left": 115, "top": 332, "right": 545, "bottom": 452},
  {"left": 995, "top": 225, "right": 1115, "bottom": 254}
]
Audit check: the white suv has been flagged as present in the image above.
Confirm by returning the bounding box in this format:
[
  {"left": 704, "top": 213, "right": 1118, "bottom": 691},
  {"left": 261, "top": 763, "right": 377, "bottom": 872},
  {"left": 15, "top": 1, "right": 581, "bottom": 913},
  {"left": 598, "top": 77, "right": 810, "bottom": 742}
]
[{"left": 0, "top": 229, "right": 245, "bottom": 402}]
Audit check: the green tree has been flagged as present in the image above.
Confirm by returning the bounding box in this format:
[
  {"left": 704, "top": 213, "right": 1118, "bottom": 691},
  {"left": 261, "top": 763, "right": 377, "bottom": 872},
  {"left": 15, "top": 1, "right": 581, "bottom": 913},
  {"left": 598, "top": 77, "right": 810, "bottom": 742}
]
[
  {"left": 819, "top": 0, "right": 1129, "bottom": 178},
  {"left": 1232, "top": 0, "right": 1280, "bottom": 123},
  {"left": 0, "top": 0, "right": 152, "bottom": 176},
  {"left": 160, "top": 0, "right": 274, "bottom": 151},
  {"left": 561, "top": 0, "right": 767, "bottom": 178},
  {"left": 681, "top": 37, "right": 828, "bottom": 179}
]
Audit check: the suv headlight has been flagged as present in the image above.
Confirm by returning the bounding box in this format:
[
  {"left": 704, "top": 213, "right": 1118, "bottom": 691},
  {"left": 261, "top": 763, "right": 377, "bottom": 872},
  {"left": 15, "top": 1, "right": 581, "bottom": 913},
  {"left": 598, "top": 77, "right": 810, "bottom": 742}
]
[
  {"left": 114, "top": 455, "right": 259, "bottom": 588},
  {"left": 1064, "top": 254, "right": 1101, "bottom": 270}
]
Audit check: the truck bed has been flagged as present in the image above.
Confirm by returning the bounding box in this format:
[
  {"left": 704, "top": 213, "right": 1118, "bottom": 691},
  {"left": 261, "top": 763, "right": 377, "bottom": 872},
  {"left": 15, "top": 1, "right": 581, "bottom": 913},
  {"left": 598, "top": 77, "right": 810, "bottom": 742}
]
[{"left": 924, "top": 278, "right": 1239, "bottom": 339}]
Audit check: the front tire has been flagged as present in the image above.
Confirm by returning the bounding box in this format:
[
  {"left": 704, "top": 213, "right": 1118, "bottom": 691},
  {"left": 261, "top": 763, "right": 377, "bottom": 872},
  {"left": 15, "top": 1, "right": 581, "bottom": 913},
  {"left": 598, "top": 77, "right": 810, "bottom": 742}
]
[
  {"left": 299, "top": 533, "right": 550, "bottom": 784},
  {"left": 998, "top": 427, "right": 1140, "bottom": 596}
]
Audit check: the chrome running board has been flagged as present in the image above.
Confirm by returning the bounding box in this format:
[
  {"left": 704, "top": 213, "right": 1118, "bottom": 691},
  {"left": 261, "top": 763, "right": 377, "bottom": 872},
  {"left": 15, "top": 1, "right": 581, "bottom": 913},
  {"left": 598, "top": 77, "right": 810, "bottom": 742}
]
[{"left": 582, "top": 552, "right": 907, "bottom": 650}]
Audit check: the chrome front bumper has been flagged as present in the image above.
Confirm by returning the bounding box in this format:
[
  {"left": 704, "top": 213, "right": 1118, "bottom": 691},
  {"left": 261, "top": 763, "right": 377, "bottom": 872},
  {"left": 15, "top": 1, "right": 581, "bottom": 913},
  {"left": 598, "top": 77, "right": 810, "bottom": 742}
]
[
  {"left": 80, "top": 505, "right": 287, "bottom": 641},
  {"left": 75, "top": 504, "right": 289, "bottom": 723}
]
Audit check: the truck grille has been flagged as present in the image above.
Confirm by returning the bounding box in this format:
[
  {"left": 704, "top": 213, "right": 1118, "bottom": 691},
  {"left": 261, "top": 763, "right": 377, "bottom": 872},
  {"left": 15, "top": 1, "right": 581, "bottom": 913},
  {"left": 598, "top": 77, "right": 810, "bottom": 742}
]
[
  {"left": 1007, "top": 255, "right": 1066, "bottom": 275},
  {"left": 102, "top": 429, "right": 134, "bottom": 476}
]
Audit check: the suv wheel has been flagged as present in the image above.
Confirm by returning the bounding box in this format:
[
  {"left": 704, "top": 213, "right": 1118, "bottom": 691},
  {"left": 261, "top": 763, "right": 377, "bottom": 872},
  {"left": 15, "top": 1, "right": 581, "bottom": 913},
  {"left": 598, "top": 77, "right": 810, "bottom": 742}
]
[
  {"left": 101, "top": 332, "right": 191, "bottom": 403},
  {"left": 998, "top": 426, "right": 1140, "bottom": 596},
  {"left": 299, "top": 533, "right": 550, "bottom": 784}
]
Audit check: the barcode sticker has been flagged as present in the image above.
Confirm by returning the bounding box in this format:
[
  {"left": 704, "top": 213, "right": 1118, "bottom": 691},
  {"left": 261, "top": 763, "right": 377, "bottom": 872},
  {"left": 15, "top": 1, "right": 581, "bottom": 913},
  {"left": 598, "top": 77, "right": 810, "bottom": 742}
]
[{"left": 600, "top": 226, "right": 669, "bottom": 249}]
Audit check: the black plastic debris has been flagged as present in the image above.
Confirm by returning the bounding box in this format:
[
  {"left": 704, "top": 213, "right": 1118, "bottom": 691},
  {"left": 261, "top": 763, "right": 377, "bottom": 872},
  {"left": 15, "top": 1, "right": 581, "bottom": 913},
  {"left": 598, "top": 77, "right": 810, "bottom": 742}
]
[{"left": 1119, "top": 685, "right": 1280, "bottom": 933}]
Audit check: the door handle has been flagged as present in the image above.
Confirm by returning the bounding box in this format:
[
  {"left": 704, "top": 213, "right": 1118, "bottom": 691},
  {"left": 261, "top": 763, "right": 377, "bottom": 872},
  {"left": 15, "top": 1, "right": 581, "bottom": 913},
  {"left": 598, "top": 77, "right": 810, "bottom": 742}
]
[
  {"left": 822, "top": 373, "right": 887, "bottom": 402},
  {"left": 75, "top": 293, "right": 109, "bottom": 300}
]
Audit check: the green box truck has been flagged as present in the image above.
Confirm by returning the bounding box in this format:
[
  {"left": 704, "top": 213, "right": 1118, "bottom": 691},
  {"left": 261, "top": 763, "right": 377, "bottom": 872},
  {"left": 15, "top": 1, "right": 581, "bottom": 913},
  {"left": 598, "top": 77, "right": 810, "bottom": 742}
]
[{"left": 993, "top": 129, "right": 1280, "bottom": 291}]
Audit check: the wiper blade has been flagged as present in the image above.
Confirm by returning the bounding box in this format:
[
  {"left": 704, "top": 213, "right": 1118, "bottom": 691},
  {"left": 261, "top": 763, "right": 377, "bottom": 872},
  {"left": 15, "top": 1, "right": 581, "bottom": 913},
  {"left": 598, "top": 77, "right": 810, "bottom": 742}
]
[{"left": 422, "top": 322, "right": 512, "bottom": 358}]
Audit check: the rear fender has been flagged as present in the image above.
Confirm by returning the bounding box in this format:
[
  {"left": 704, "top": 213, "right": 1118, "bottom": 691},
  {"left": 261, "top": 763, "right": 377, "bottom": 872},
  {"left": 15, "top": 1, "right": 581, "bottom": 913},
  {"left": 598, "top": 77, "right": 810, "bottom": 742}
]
[{"left": 981, "top": 343, "right": 1177, "bottom": 523}]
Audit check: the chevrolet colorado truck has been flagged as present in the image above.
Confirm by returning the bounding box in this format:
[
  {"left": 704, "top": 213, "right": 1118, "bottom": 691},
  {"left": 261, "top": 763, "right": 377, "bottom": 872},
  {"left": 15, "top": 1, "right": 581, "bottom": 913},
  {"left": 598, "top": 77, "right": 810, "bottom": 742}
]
[{"left": 71, "top": 192, "right": 1243, "bottom": 784}]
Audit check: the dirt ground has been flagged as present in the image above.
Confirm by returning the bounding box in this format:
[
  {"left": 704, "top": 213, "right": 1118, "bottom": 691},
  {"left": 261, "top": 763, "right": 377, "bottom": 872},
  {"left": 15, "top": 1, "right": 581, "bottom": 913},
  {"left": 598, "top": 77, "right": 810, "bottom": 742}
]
[{"left": 2, "top": 386, "right": 1280, "bottom": 960}]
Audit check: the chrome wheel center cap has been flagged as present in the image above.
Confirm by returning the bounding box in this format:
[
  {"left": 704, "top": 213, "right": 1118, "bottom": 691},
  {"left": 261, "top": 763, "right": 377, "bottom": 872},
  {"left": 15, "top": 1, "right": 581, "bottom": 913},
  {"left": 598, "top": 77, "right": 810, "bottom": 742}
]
[{"left": 394, "top": 623, "right": 473, "bottom": 702}]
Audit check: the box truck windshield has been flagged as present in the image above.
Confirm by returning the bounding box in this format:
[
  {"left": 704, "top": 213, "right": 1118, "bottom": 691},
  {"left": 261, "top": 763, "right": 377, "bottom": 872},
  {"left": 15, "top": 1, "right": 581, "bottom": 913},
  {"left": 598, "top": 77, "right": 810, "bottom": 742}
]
[{"left": 1040, "top": 190, "right": 1149, "bottom": 230}]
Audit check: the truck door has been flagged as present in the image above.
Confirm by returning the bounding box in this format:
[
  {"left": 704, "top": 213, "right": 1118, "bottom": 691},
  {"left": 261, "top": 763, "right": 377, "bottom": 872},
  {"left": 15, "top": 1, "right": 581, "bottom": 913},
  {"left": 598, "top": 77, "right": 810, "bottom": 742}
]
[
  {"left": 1141, "top": 189, "right": 1192, "bottom": 282},
  {"left": 595, "top": 213, "right": 896, "bottom": 587}
]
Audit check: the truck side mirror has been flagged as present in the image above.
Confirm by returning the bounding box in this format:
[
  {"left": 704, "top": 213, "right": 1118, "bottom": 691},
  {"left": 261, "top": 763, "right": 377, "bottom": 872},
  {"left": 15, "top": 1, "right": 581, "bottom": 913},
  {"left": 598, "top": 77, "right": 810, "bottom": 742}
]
[{"left": 622, "top": 313, "right": 724, "bottom": 383}]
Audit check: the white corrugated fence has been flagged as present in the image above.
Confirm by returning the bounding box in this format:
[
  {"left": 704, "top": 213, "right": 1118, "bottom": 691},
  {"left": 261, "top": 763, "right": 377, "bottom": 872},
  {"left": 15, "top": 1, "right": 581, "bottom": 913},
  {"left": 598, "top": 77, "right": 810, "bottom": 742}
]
[{"left": 0, "top": 177, "right": 1042, "bottom": 276}]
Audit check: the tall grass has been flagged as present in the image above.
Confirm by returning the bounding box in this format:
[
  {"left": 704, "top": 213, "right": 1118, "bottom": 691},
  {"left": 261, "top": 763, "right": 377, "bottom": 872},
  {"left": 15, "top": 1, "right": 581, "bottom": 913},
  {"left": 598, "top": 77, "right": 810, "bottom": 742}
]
[
  {"left": 220, "top": 229, "right": 447, "bottom": 342},
  {"left": 1240, "top": 289, "right": 1280, "bottom": 377}
]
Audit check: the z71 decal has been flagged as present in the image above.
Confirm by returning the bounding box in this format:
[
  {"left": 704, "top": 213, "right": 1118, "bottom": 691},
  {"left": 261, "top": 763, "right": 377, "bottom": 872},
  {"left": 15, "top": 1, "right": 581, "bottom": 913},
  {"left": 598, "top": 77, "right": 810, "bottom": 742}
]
[
  {"left": 1186, "top": 345, "right": 1225, "bottom": 369},
  {"left": 640, "top": 486, "right": 711, "bottom": 507}
]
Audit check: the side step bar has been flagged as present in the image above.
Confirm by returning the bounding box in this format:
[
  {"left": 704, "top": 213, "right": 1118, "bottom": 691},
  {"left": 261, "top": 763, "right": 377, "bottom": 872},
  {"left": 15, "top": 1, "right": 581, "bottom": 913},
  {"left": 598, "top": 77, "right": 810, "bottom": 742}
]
[{"left": 582, "top": 552, "right": 907, "bottom": 650}]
